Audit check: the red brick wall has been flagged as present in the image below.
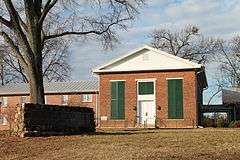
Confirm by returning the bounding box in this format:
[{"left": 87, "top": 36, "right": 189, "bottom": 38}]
[
  {"left": 0, "top": 93, "right": 98, "bottom": 130},
  {"left": 99, "top": 70, "right": 198, "bottom": 128}
]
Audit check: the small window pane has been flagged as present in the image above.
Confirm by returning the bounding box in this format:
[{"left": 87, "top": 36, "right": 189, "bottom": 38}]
[
  {"left": 45, "top": 96, "right": 47, "bottom": 104},
  {"left": 82, "top": 94, "right": 92, "bottom": 102},
  {"left": 21, "top": 96, "right": 27, "bottom": 104},
  {"left": 138, "top": 82, "right": 154, "bottom": 95},
  {"left": 0, "top": 115, "right": 7, "bottom": 125},
  {"left": 3, "top": 116, "right": 7, "bottom": 125},
  {"left": 0, "top": 116, "right": 3, "bottom": 124},
  {"left": 0, "top": 97, "right": 8, "bottom": 107},
  {"left": 61, "top": 95, "right": 68, "bottom": 105}
]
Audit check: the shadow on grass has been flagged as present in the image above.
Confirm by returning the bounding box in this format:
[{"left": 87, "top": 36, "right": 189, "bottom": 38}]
[
  {"left": 94, "top": 131, "right": 156, "bottom": 136},
  {"left": 22, "top": 128, "right": 159, "bottom": 137},
  {"left": 94, "top": 128, "right": 194, "bottom": 136},
  {"left": 6, "top": 128, "right": 195, "bottom": 138}
]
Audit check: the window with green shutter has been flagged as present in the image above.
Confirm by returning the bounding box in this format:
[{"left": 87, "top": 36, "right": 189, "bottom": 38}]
[
  {"left": 138, "top": 82, "right": 154, "bottom": 95},
  {"left": 111, "top": 81, "right": 125, "bottom": 119},
  {"left": 168, "top": 79, "right": 183, "bottom": 119}
]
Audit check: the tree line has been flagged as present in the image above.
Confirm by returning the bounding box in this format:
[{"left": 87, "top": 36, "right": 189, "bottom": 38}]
[
  {"left": 150, "top": 25, "right": 240, "bottom": 102},
  {"left": 0, "top": 1, "right": 238, "bottom": 104},
  {"left": 0, "top": 0, "right": 145, "bottom": 104}
]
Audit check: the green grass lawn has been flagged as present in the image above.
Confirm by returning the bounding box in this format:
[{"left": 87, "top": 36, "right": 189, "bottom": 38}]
[{"left": 1, "top": 128, "right": 240, "bottom": 160}]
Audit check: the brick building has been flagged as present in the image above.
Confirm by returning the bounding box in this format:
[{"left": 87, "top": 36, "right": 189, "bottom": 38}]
[
  {"left": 93, "top": 45, "right": 208, "bottom": 128},
  {"left": 0, "top": 81, "right": 98, "bottom": 130},
  {"left": 0, "top": 45, "right": 208, "bottom": 130}
]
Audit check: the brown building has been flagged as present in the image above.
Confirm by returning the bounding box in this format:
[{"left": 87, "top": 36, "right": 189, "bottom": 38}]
[
  {"left": 0, "top": 45, "right": 208, "bottom": 130},
  {"left": 0, "top": 81, "right": 98, "bottom": 130},
  {"left": 93, "top": 45, "right": 208, "bottom": 128}
]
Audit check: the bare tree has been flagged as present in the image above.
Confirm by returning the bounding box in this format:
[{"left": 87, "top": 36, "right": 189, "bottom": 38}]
[
  {"left": 216, "top": 36, "right": 240, "bottom": 87},
  {"left": 0, "top": 45, "right": 26, "bottom": 85},
  {"left": 150, "top": 25, "right": 218, "bottom": 64},
  {"left": 206, "top": 36, "right": 240, "bottom": 104},
  {"left": 0, "top": 0, "right": 145, "bottom": 104},
  {"left": 42, "top": 37, "right": 71, "bottom": 82},
  {"left": 207, "top": 79, "right": 224, "bottom": 105},
  {"left": 0, "top": 37, "right": 71, "bottom": 85}
]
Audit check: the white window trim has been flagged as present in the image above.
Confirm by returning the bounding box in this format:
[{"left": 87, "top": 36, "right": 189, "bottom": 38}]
[
  {"left": 62, "top": 95, "right": 69, "bottom": 105},
  {"left": 166, "top": 77, "right": 184, "bottom": 80},
  {"left": 136, "top": 78, "right": 157, "bottom": 82},
  {"left": 1, "top": 97, "right": 8, "bottom": 107},
  {"left": 82, "top": 94, "right": 93, "bottom": 102},
  {"left": 136, "top": 79, "right": 157, "bottom": 125},
  {"left": 21, "top": 96, "right": 27, "bottom": 104},
  {"left": 44, "top": 96, "right": 47, "bottom": 104},
  {"left": 110, "top": 80, "right": 126, "bottom": 82},
  {"left": 137, "top": 79, "right": 156, "bottom": 96},
  {"left": 0, "top": 115, "right": 8, "bottom": 125},
  {"left": 2, "top": 116, "right": 7, "bottom": 125}
]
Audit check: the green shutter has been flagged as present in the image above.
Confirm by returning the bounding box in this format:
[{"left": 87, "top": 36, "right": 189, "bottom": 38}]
[
  {"left": 111, "top": 81, "right": 125, "bottom": 119},
  {"left": 168, "top": 79, "right": 183, "bottom": 119},
  {"left": 139, "top": 82, "right": 154, "bottom": 95},
  {"left": 117, "top": 81, "right": 125, "bottom": 119},
  {"left": 168, "top": 80, "right": 176, "bottom": 119},
  {"left": 175, "top": 80, "right": 183, "bottom": 118},
  {"left": 111, "top": 82, "right": 118, "bottom": 119}
]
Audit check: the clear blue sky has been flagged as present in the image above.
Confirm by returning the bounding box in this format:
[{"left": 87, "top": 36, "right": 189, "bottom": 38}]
[{"left": 69, "top": 0, "right": 240, "bottom": 104}]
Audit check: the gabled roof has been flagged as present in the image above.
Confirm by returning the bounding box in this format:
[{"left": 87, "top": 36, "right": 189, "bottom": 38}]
[
  {"left": 222, "top": 87, "right": 240, "bottom": 104},
  {"left": 0, "top": 81, "right": 99, "bottom": 96},
  {"left": 93, "top": 45, "right": 203, "bottom": 73}
]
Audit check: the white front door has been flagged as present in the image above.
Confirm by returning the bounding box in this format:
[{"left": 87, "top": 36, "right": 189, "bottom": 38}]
[
  {"left": 137, "top": 80, "right": 156, "bottom": 127},
  {"left": 139, "top": 100, "right": 156, "bottom": 125}
]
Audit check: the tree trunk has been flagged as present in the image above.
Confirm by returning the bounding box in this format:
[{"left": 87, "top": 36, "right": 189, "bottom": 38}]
[
  {"left": 0, "top": 64, "right": 4, "bottom": 86},
  {"left": 27, "top": 59, "right": 45, "bottom": 104},
  {"left": 26, "top": 5, "right": 45, "bottom": 104}
]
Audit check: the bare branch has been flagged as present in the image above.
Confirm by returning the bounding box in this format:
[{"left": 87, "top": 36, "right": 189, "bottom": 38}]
[
  {"left": 2, "top": 55, "right": 29, "bottom": 83},
  {"left": 0, "top": 0, "right": 145, "bottom": 103},
  {"left": 0, "top": 31, "right": 28, "bottom": 67},
  {"left": 150, "top": 25, "right": 217, "bottom": 64},
  {"left": 39, "top": 0, "right": 58, "bottom": 26},
  {"left": 3, "top": 0, "right": 33, "bottom": 59},
  {"left": 0, "top": 16, "right": 11, "bottom": 28},
  {"left": 17, "top": 14, "right": 28, "bottom": 32},
  {"left": 44, "top": 17, "right": 129, "bottom": 40}
]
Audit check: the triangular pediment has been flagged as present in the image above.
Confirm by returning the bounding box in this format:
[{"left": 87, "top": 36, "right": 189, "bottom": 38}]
[{"left": 93, "top": 45, "right": 202, "bottom": 73}]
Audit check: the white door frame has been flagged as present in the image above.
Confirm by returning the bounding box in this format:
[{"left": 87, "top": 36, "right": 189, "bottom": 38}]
[{"left": 136, "top": 79, "right": 156, "bottom": 126}]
